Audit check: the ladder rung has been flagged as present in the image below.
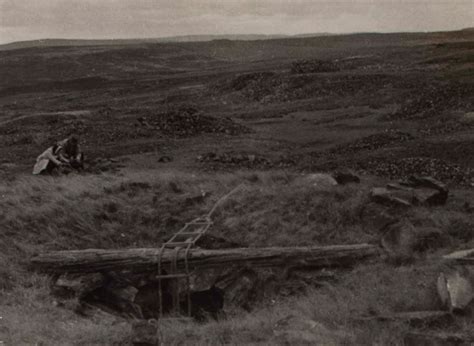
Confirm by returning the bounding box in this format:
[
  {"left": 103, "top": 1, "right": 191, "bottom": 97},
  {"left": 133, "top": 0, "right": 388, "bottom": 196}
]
[
  {"left": 167, "top": 236, "right": 199, "bottom": 242},
  {"left": 174, "top": 231, "right": 204, "bottom": 236},
  {"left": 155, "top": 274, "right": 189, "bottom": 279},
  {"left": 180, "top": 226, "right": 207, "bottom": 232}
]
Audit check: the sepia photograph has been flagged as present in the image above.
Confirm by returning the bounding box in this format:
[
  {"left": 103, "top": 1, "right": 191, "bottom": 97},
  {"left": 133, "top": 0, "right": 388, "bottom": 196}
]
[{"left": 0, "top": 0, "right": 473, "bottom": 344}]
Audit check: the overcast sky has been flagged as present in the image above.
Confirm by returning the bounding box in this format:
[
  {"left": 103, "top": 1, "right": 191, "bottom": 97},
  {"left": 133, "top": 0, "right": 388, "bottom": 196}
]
[{"left": 0, "top": 0, "right": 472, "bottom": 44}]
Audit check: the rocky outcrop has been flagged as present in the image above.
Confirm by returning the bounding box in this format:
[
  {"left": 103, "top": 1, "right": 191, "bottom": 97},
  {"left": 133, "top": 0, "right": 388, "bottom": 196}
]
[{"left": 371, "top": 176, "right": 449, "bottom": 207}]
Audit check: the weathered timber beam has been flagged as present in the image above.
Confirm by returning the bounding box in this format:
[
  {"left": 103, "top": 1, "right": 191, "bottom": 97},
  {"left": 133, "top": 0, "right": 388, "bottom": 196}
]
[{"left": 30, "top": 244, "right": 378, "bottom": 274}]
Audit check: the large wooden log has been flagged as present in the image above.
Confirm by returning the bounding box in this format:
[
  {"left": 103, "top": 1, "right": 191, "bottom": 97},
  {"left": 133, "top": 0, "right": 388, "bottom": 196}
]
[{"left": 31, "top": 244, "right": 378, "bottom": 274}]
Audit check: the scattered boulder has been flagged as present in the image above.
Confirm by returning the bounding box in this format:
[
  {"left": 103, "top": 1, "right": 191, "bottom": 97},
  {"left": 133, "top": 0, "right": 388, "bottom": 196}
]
[
  {"left": 404, "top": 176, "right": 447, "bottom": 191},
  {"left": 51, "top": 273, "right": 144, "bottom": 319},
  {"left": 370, "top": 187, "right": 413, "bottom": 207},
  {"left": 381, "top": 220, "right": 448, "bottom": 258},
  {"left": 386, "top": 183, "right": 443, "bottom": 206},
  {"left": 362, "top": 157, "right": 472, "bottom": 186},
  {"left": 437, "top": 267, "right": 474, "bottom": 312},
  {"left": 380, "top": 220, "right": 418, "bottom": 260},
  {"left": 332, "top": 171, "right": 360, "bottom": 185},
  {"left": 53, "top": 273, "right": 106, "bottom": 299},
  {"left": 401, "top": 176, "right": 448, "bottom": 206},
  {"left": 305, "top": 173, "right": 338, "bottom": 189},
  {"left": 157, "top": 155, "right": 172, "bottom": 163},
  {"left": 371, "top": 176, "right": 449, "bottom": 207}
]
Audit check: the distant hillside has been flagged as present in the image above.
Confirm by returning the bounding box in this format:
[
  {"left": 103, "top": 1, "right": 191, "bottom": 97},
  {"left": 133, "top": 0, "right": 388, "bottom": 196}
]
[
  {"left": 0, "top": 33, "right": 347, "bottom": 51},
  {"left": 0, "top": 35, "right": 287, "bottom": 51}
]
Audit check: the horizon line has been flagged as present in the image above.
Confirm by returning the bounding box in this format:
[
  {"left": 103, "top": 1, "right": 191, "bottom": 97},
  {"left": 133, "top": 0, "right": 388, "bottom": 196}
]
[{"left": 2, "top": 27, "right": 473, "bottom": 46}]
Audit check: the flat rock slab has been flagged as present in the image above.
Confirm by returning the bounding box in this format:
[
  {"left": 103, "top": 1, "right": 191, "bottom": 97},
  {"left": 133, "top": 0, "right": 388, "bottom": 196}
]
[
  {"left": 437, "top": 267, "right": 474, "bottom": 312},
  {"left": 371, "top": 187, "right": 413, "bottom": 207}
]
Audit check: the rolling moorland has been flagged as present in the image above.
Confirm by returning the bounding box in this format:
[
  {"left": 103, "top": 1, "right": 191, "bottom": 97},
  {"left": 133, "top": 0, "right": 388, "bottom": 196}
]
[{"left": 0, "top": 29, "right": 473, "bottom": 344}]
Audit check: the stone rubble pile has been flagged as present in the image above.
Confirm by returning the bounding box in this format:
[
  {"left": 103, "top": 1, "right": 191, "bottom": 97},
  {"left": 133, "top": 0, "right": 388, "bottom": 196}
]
[
  {"left": 389, "top": 83, "right": 474, "bottom": 121},
  {"left": 137, "top": 106, "right": 250, "bottom": 137},
  {"left": 196, "top": 152, "right": 296, "bottom": 169},
  {"left": 371, "top": 175, "right": 449, "bottom": 208},
  {"left": 362, "top": 157, "right": 473, "bottom": 186},
  {"left": 331, "top": 130, "right": 414, "bottom": 155},
  {"left": 224, "top": 70, "right": 392, "bottom": 103}
]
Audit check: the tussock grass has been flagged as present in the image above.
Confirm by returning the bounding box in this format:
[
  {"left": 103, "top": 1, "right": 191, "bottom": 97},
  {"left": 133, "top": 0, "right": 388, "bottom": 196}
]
[
  {"left": 1, "top": 169, "right": 472, "bottom": 344},
  {"left": 1, "top": 274, "right": 129, "bottom": 345},
  {"left": 0, "top": 170, "right": 375, "bottom": 265},
  {"left": 157, "top": 262, "right": 442, "bottom": 345}
]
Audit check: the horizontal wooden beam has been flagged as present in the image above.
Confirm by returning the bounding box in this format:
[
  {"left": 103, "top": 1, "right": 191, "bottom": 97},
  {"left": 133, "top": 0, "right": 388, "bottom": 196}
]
[{"left": 31, "top": 244, "right": 379, "bottom": 274}]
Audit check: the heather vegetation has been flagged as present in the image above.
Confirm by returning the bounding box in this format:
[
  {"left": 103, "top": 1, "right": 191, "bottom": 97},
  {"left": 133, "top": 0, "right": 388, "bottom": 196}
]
[
  {"left": 1, "top": 169, "right": 473, "bottom": 344},
  {"left": 1, "top": 29, "right": 473, "bottom": 344}
]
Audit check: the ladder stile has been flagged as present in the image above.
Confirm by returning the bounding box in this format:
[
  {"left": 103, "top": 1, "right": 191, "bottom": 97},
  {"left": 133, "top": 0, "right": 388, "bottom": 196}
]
[{"left": 184, "top": 243, "right": 192, "bottom": 317}]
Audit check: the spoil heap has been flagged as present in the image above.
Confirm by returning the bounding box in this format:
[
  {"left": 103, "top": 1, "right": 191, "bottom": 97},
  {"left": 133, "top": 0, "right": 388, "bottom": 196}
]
[
  {"left": 196, "top": 152, "right": 296, "bottom": 170},
  {"left": 361, "top": 157, "right": 474, "bottom": 186},
  {"left": 224, "top": 70, "right": 394, "bottom": 103},
  {"left": 389, "top": 83, "right": 474, "bottom": 120},
  {"left": 290, "top": 59, "right": 340, "bottom": 74},
  {"left": 331, "top": 130, "right": 414, "bottom": 155},
  {"left": 137, "top": 106, "right": 250, "bottom": 137}
]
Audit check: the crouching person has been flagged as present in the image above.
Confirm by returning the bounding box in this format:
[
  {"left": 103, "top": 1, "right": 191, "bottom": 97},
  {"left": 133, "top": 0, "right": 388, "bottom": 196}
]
[{"left": 33, "top": 135, "right": 84, "bottom": 175}]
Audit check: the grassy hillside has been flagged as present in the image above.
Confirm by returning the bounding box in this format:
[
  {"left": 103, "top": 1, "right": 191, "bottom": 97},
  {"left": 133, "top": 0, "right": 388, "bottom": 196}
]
[
  {"left": 0, "top": 29, "right": 473, "bottom": 344},
  {"left": 1, "top": 169, "right": 473, "bottom": 344}
]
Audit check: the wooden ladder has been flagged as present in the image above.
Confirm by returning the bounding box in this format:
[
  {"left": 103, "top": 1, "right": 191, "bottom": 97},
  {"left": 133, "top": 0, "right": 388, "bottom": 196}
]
[
  {"left": 155, "top": 184, "right": 243, "bottom": 319},
  {"left": 156, "top": 217, "right": 213, "bottom": 319}
]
